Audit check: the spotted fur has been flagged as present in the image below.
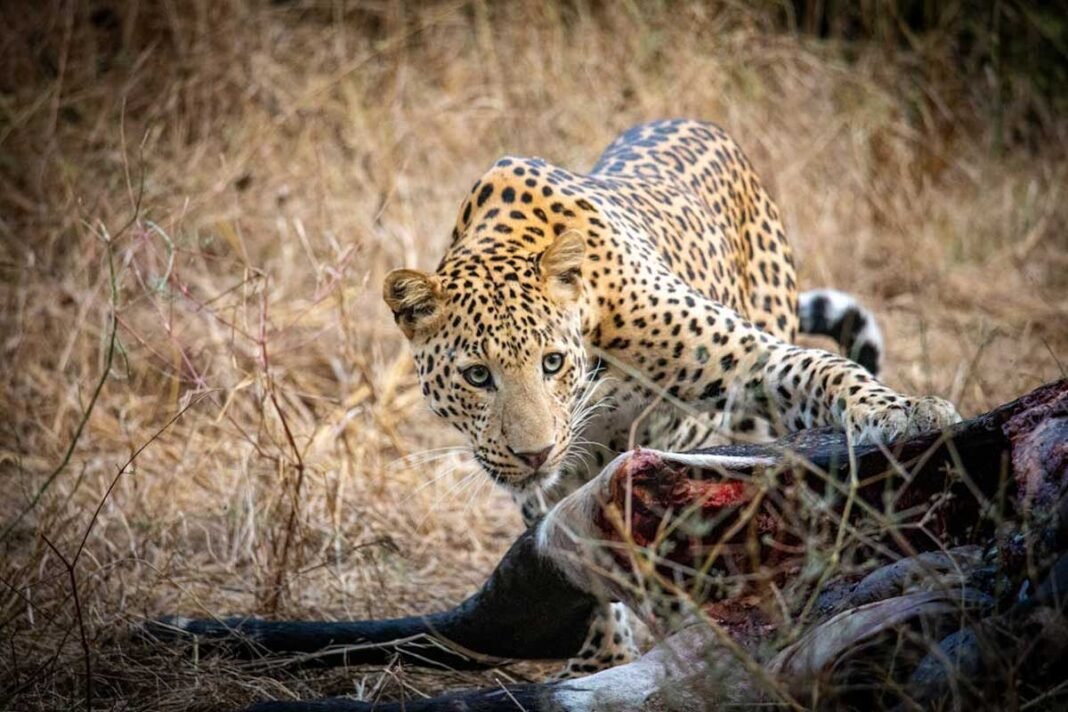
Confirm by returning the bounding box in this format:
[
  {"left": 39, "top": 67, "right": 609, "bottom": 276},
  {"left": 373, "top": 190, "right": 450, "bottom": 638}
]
[{"left": 384, "top": 119, "right": 960, "bottom": 674}]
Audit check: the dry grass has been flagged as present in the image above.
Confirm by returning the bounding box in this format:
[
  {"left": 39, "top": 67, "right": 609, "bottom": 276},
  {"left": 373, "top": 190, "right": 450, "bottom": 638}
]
[{"left": 1, "top": 2, "right": 1065, "bottom": 710}]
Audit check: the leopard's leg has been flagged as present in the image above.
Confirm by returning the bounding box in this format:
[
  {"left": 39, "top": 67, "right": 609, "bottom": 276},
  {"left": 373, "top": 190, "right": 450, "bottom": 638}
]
[
  {"left": 595, "top": 269, "right": 960, "bottom": 444},
  {"left": 652, "top": 407, "right": 776, "bottom": 451},
  {"left": 555, "top": 602, "right": 641, "bottom": 679},
  {"left": 647, "top": 406, "right": 730, "bottom": 451}
]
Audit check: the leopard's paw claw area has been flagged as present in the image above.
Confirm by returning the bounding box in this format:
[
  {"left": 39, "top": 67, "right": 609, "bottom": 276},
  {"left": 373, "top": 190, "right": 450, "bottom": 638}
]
[
  {"left": 910, "top": 395, "right": 962, "bottom": 432},
  {"left": 850, "top": 396, "right": 960, "bottom": 445}
]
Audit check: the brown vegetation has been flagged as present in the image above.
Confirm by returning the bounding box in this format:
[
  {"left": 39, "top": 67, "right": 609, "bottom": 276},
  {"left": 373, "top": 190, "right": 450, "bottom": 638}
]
[{"left": 1, "top": 2, "right": 1065, "bottom": 710}]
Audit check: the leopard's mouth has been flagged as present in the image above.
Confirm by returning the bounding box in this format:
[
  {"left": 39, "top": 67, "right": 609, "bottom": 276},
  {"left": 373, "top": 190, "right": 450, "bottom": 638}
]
[{"left": 474, "top": 451, "right": 562, "bottom": 493}]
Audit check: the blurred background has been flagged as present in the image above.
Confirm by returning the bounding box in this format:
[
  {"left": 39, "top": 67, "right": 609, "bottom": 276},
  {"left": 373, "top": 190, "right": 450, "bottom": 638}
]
[{"left": 1, "top": 1, "right": 1066, "bottom": 709}]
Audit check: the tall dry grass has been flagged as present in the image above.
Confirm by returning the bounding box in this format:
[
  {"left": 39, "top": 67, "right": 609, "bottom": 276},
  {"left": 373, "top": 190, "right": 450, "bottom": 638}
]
[{"left": 1, "top": 2, "right": 1065, "bottom": 710}]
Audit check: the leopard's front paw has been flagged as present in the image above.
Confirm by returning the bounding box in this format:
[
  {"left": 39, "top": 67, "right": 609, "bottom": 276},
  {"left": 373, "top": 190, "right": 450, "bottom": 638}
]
[
  {"left": 849, "top": 395, "right": 961, "bottom": 445},
  {"left": 907, "top": 395, "right": 962, "bottom": 432}
]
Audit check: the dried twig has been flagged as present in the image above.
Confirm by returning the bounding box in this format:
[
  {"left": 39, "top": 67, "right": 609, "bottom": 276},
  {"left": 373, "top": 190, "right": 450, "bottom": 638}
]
[{"left": 39, "top": 533, "right": 92, "bottom": 711}]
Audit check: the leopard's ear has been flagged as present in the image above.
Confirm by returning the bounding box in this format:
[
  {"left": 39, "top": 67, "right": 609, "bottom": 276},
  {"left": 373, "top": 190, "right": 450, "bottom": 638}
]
[
  {"left": 383, "top": 269, "right": 444, "bottom": 339},
  {"left": 541, "top": 230, "right": 586, "bottom": 302}
]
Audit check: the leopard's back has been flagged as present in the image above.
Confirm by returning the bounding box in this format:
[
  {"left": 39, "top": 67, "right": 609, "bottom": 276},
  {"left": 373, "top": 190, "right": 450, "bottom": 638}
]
[{"left": 591, "top": 119, "right": 798, "bottom": 341}]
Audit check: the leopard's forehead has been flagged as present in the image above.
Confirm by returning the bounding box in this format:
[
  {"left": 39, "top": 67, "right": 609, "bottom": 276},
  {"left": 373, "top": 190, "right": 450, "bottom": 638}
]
[
  {"left": 418, "top": 155, "right": 592, "bottom": 368},
  {"left": 427, "top": 255, "right": 572, "bottom": 366}
]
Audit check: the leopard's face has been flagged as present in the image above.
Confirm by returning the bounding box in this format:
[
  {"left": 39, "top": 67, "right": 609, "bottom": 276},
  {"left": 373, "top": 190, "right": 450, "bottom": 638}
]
[
  {"left": 384, "top": 231, "right": 592, "bottom": 491},
  {"left": 410, "top": 286, "right": 588, "bottom": 489}
]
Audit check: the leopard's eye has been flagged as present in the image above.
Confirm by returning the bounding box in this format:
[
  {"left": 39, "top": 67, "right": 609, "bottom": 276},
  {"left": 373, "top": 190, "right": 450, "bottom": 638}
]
[
  {"left": 542, "top": 352, "right": 565, "bottom": 375},
  {"left": 462, "top": 364, "right": 493, "bottom": 389}
]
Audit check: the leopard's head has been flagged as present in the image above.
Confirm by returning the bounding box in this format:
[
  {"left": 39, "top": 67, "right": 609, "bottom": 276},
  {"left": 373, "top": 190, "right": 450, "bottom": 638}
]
[{"left": 384, "top": 231, "right": 592, "bottom": 491}]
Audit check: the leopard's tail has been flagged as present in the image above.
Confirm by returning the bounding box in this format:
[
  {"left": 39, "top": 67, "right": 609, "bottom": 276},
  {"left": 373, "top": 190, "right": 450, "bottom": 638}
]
[{"left": 799, "top": 289, "right": 884, "bottom": 376}]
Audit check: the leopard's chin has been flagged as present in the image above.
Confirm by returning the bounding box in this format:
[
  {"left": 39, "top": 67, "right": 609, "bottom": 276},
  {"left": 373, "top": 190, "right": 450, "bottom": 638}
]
[{"left": 503, "top": 466, "right": 561, "bottom": 494}]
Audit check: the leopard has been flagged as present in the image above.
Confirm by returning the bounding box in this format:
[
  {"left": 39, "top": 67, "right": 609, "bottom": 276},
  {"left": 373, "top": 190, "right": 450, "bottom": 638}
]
[{"left": 383, "top": 118, "right": 959, "bottom": 677}]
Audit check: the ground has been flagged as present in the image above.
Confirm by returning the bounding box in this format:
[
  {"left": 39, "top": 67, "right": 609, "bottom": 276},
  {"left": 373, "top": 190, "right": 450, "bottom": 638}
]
[{"left": 1, "top": 3, "right": 1066, "bottom": 711}]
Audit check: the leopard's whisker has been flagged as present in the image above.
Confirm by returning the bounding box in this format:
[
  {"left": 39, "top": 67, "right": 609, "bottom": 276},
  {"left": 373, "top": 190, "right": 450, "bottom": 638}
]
[
  {"left": 414, "top": 456, "right": 477, "bottom": 493},
  {"left": 462, "top": 469, "right": 496, "bottom": 515},
  {"left": 571, "top": 437, "right": 615, "bottom": 453},
  {"left": 389, "top": 446, "right": 471, "bottom": 470},
  {"left": 569, "top": 387, "right": 614, "bottom": 432},
  {"left": 412, "top": 463, "right": 474, "bottom": 525},
  {"left": 431, "top": 463, "right": 482, "bottom": 503}
]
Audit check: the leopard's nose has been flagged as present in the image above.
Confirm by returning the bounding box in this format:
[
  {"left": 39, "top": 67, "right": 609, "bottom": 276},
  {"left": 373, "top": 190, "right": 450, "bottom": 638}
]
[{"left": 511, "top": 444, "right": 553, "bottom": 471}]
